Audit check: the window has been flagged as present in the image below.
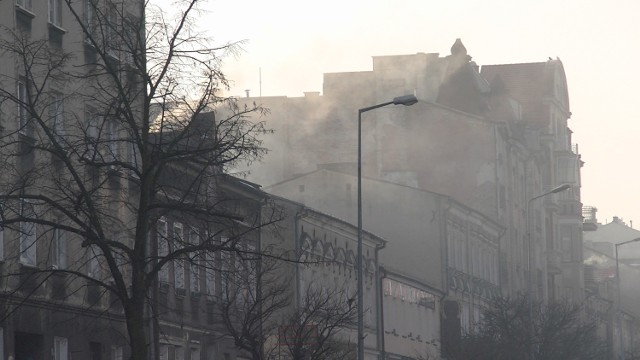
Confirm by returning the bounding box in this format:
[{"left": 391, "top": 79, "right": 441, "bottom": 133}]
[
  {"left": 17, "top": 80, "right": 28, "bottom": 134},
  {"left": 106, "top": 119, "right": 119, "bottom": 160},
  {"left": 189, "top": 228, "right": 200, "bottom": 294},
  {"left": 0, "top": 226, "right": 4, "bottom": 261},
  {"left": 129, "top": 140, "right": 142, "bottom": 173},
  {"left": 84, "top": 0, "right": 97, "bottom": 40},
  {"left": 492, "top": 253, "right": 499, "bottom": 284},
  {"left": 460, "top": 237, "right": 467, "bottom": 272},
  {"left": 157, "top": 218, "right": 169, "bottom": 283},
  {"left": 159, "top": 345, "right": 169, "bottom": 360},
  {"left": 111, "top": 345, "right": 123, "bottom": 360},
  {"left": 89, "top": 342, "right": 102, "bottom": 360},
  {"left": 220, "top": 237, "right": 230, "bottom": 300},
  {"left": 190, "top": 347, "right": 200, "bottom": 360},
  {"left": 50, "top": 92, "right": 65, "bottom": 141},
  {"left": 447, "top": 234, "right": 453, "bottom": 266},
  {"left": 88, "top": 245, "right": 101, "bottom": 278},
  {"left": 112, "top": 234, "right": 128, "bottom": 280},
  {"left": 175, "top": 347, "right": 184, "bottom": 360},
  {"left": 245, "top": 244, "right": 257, "bottom": 300},
  {"left": 105, "top": 3, "right": 119, "bottom": 56},
  {"left": 85, "top": 106, "right": 99, "bottom": 139},
  {"left": 16, "top": 0, "right": 33, "bottom": 10},
  {"left": 52, "top": 227, "right": 67, "bottom": 269},
  {"left": 472, "top": 243, "right": 479, "bottom": 276},
  {"left": 19, "top": 199, "right": 37, "bottom": 266},
  {"left": 560, "top": 226, "right": 572, "bottom": 261},
  {"left": 482, "top": 250, "right": 489, "bottom": 281},
  {"left": 54, "top": 337, "right": 68, "bottom": 360},
  {"left": 205, "top": 250, "right": 215, "bottom": 299},
  {"left": 461, "top": 303, "right": 470, "bottom": 333},
  {"left": 49, "top": 0, "right": 62, "bottom": 27},
  {"left": 174, "top": 222, "right": 185, "bottom": 291}
]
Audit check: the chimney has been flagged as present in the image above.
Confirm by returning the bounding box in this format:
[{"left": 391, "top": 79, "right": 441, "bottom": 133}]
[{"left": 245, "top": 89, "right": 250, "bottom": 98}]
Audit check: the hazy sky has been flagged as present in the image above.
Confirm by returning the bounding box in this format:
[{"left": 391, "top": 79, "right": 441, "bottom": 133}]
[{"left": 189, "top": 0, "right": 639, "bottom": 226}]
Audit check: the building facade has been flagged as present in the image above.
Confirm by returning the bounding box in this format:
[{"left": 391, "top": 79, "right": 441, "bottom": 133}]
[
  {"left": 234, "top": 39, "right": 584, "bottom": 307},
  {"left": 0, "top": 0, "right": 143, "bottom": 358},
  {"left": 380, "top": 269, "right": 441, "bottom": 360},
  {"left": 151, "top": 175, "right": 267, "bottom": 360},
  {"left": 266, "top": 167, "right": 503, "bottom": 359},
  {"left": 261, "top": 197, "right": 384, "bottom": 360},
  {"left": 583, "top": 209, "right": 640, "bottom": 358},
  {"left": 1, "top": 1, "right": 268, "bottom": 359}
]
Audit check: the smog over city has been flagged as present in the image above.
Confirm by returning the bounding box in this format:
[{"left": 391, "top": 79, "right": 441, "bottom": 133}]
[
  {"left": 211, "top": 0, "right": 640, "bottom": 357},
  {"left": 204, "top": 0, "right": 640, "bottom": 356},
  {"left": 0, "top": 0, "right": 638, "bottom": 358}
]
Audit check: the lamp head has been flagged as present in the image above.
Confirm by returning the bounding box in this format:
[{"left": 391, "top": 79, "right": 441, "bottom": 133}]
[
  {"left": 550, "top": 184, "right": 571, "bottom": 194},
  {"left": 392, "top": 95, "right": 418, "bottom": 106}
]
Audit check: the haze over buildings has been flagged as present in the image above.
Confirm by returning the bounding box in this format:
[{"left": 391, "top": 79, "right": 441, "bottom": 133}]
[
  {"left": 2, "top": 0, "right": 640, "bottom": 359},
  {"left": 191, "top": 0, "right": 640, "bottom": 227}
]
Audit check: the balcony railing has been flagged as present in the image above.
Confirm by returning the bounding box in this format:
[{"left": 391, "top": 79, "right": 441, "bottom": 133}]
[
  {"left": 583, "top": 206, "right": 598, "bottom": 223},
  {"left": 572, "top": 143, "right": 579, "bottom": 154}
]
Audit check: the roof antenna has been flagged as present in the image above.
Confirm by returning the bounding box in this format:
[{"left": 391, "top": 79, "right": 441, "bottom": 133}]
[{"left": 259, "top": 67, "right": 262, "bottom": 97}]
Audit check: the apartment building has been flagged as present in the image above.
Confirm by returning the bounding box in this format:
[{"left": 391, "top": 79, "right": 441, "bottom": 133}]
[
  {"left": 0, "top": 1, "right": 270, "bottom": 359},
  {"left": 0, "top": 0, "right": 145, "bottom": 358},
  {"left": 261, "top": 197, "right": 384, "bottom": 360},
  {"left": 583, "top": 210, "right": 640, "bottom": 358},
  {"left": 151, "top": 174, "right": 266, "bottom": 360},
  {"left": 266, "top": 167, "right": 503, "bottom": 359},
  {"left": 236, "top": 39, "right": 583, "bottom": 306}
]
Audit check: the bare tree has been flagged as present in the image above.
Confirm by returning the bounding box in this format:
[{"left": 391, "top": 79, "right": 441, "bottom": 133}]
[
  {"left": 217, "top": 251, "right": 357, "bottom": 360},
  {"left": 0, "top": 0, "right": 272, "bottom": 358},
  {"left": 448, "top": 295, "right": 608, "bottom": 360},
  {"left": 277, "top": 284, "right": 356, "bottom": 360},
  {"left": 217, "top": 247, "right": 291, "bottom": 360}
]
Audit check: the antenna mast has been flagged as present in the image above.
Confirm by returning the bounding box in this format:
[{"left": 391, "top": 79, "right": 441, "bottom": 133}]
[{"left": 259, "top": 67, "right": 262, "bottom": 97}]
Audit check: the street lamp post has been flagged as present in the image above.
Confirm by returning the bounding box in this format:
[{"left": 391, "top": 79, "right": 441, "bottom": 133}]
[
  {"left": 357, "top": 94, "right": 417, "bottom": 360},
  {"left": 615, "top": 237, "right": 640, "bottom": 360},
  {"left": 525, "top": 183, "right": 570, "bottom": 359}
]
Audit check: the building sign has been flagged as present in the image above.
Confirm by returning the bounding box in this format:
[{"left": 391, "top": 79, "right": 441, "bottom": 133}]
[{"left": 383, "top": 278, "right": 436, "bottom": 309}]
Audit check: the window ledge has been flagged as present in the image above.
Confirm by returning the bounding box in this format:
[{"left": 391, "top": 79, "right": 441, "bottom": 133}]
[
  {"left": 18, "top": 131, "right": 36, "bottom": 142},
  {"left": 16, "top": 5, "right": 36, "bottom": 18},
  {"left": 84, "top": 38, "right": 97, "bottom": 49},
  {"left": 19, "top": 262, "right": 38, "bottom": 270},
  {"left": 48, "top": 22, "right": 67, "bottom": 34}
]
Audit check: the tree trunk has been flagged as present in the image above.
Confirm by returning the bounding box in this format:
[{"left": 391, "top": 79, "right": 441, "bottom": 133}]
[
  {"left": 126, "top": 269, "right": 149, "bottom": 360},
  {"left": 126, "top": 298, "right": 148, "bottom": 360}
]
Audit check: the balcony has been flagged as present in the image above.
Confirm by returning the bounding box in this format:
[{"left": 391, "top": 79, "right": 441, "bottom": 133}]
[{"left": 583, "top": 206, "right": 599, "bottom": 231}]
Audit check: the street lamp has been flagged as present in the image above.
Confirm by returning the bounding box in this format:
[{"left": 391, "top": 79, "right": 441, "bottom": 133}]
[
  {"left": 615, "top": 237, "right": 640, "bottom": 360},
  {"left": 525, "top": 183, "right": 570, "bottom": 359},
  {"left": 357, "top": 94, "right": 418, "bottom": 360}
]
